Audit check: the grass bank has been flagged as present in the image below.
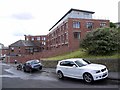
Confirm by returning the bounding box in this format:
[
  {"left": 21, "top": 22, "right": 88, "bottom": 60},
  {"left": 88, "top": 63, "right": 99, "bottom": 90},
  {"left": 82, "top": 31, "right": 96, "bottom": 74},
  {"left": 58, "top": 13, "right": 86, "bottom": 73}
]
[{"left": 43, "top": 49, "right": 120, "bottom": 60}]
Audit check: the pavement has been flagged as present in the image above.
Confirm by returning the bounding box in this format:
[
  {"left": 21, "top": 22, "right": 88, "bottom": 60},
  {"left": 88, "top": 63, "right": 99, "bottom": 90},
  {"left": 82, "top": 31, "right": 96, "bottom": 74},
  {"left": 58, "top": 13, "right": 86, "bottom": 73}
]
[
  {"left": 108, "top": 72, "right": 120, "bottom": 81},
  {"left": 3, "top": 63, "right": 120, "bottom": 81}
]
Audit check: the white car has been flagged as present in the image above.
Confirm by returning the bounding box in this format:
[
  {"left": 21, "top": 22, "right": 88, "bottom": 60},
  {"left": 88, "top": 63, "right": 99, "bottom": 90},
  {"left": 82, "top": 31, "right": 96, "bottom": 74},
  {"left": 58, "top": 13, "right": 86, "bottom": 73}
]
[{"left": 56, "top": 58, "right": 108, "bottom": 83}]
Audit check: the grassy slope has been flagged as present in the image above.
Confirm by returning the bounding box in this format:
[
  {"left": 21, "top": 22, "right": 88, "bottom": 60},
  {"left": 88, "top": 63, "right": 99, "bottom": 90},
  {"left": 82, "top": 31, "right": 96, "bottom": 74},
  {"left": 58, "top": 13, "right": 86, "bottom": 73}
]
[{"left": 43, "top": 49, "right": 120, "bottom": 60}]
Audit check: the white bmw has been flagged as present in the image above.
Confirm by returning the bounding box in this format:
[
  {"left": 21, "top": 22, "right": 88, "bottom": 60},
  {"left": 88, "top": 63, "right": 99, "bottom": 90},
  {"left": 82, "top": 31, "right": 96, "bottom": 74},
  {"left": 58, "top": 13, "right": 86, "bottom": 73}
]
[{"left": 56, "top": 58, "right": 108, "bottom": 83}]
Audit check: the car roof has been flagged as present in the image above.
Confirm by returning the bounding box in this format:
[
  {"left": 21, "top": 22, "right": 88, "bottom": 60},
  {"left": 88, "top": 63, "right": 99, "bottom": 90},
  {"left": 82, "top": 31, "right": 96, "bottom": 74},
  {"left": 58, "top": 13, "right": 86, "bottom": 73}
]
[
  {"left": 26, "top": 59, "right": 39, "bottom": 63},
  {"left": 59, "top": 58, "right": 84, "bottom": 62}
]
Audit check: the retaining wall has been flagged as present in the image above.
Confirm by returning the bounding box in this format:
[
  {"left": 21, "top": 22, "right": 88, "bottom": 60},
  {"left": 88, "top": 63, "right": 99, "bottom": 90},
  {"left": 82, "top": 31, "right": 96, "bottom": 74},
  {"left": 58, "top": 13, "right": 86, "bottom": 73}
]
[{"left": 41, "top": 58, "right": 119, "bottom": 72}]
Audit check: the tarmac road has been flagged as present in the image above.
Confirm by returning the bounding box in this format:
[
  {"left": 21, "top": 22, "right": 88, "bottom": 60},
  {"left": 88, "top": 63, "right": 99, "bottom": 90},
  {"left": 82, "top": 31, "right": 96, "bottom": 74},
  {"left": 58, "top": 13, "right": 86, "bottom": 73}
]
[{"left": 1, "top": 62, "right": 120, "bottom": 89}]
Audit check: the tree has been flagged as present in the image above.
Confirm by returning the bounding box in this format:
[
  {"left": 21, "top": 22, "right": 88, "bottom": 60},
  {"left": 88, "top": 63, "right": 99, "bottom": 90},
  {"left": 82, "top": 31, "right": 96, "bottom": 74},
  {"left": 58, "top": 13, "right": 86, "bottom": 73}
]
[
  {"left": 81, "top": 28, "right": 120, "bottom": 55},
  {"left": 110, "top": 22, "right": 116, "bottom": 28}
]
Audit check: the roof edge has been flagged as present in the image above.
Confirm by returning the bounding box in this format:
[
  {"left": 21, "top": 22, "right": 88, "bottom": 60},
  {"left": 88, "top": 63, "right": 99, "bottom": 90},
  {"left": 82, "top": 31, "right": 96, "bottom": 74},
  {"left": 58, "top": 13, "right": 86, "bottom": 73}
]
[{"left": 49, "top": 8, "right": 95, "bottom": 31}]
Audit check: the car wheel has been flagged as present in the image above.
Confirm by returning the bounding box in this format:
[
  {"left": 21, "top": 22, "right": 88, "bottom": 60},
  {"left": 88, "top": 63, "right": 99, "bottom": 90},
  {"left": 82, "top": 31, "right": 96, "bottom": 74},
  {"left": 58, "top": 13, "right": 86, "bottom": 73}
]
[
  {"left": 17, "top": 66, "right": 19, "bottom": 70},
  {"left": 83, "top": 73, "right": 93, "bottom": 83},
  {"left": 23, "top": 67, "right": 26, "bottom": 72},
  {"left": 29, "top": 68, "right": 32, "bottom": 73},
  {"left": 57, "top": 71, "right": 64, "bottom": 79},
  {"left": 39, "top": 66, "right": 42, "bottom": 70}
]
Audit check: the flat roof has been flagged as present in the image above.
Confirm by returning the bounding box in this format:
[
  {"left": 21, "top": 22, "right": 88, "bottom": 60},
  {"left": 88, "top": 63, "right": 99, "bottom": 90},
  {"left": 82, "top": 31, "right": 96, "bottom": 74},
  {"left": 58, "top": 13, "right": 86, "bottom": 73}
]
[{"left": 49, "top": 8, "right": 95, "bottom": 31}]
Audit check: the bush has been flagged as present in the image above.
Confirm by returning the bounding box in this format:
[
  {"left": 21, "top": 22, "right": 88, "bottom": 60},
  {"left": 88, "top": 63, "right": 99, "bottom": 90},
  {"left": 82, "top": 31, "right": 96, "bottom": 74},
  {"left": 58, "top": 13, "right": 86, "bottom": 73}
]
[
  {"left": 110, "top": 22, "right": 116, "bottom": 28},
  {"left": 81, "top": 28, "right": 120, "bottom": 55}
]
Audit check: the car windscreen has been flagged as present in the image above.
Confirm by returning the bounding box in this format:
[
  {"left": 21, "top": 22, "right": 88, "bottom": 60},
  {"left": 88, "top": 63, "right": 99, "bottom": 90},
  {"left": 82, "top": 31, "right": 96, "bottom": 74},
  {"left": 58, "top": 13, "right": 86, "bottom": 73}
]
[
  {"left": 75, "top": 59, "right": 90, "bottom": 67},
  {"left": 31, "top": 60, "right": 40, "bottom": 64}
]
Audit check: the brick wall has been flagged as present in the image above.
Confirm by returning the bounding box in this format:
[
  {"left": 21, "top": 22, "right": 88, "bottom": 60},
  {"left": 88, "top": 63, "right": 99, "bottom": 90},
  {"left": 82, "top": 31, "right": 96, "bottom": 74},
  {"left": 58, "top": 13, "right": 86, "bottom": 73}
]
[
  {"left": 68, "top": 18, "right": 110, "bottom": 51},
  {"left": 6, "top": 45, "right": 71, "bottom": 63}
]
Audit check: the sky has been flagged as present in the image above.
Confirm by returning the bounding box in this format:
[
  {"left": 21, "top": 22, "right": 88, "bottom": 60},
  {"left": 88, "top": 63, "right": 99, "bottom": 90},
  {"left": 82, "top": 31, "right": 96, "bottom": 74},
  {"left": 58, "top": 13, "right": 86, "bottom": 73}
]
[{"left": 0, "top": 0, "right": 119, "bottom": 46}]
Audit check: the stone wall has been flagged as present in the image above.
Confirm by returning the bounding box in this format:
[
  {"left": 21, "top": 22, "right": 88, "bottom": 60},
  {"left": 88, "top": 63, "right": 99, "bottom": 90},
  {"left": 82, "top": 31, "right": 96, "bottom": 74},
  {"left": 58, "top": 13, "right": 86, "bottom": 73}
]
[{"left": 41, "top": 59, "right": 119, "bottom": 72}]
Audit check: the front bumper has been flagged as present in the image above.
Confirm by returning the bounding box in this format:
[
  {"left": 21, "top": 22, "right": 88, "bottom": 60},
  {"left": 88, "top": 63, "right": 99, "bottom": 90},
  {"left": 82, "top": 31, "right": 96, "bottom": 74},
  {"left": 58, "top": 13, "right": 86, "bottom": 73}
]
[{"left": 92, "top": 70, "right": 108, "bottom": 81}]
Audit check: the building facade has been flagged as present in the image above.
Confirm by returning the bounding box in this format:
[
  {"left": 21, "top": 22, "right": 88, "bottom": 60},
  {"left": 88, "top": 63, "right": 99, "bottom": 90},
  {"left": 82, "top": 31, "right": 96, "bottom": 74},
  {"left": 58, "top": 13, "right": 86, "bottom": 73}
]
[
  {"left": 9, "top": 40, "right": 45, "bottom": 56},
  {"left": 24, "top": 35, "right": 47, "bottom": 51},
  {"left": 1, "top": 47, "right": 9, "bottom": 56},
  {"left": 46, "top": 9, "right": 109, "bottom": 52}
]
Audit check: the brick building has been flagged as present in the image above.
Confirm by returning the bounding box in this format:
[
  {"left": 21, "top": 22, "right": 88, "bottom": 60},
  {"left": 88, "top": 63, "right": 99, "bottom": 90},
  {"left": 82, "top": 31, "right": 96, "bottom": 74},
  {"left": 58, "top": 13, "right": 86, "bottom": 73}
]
[
  {"left": 24, "top": 35, "right": 47, "bottom": 50},
  {"left": 9, "top": 40, "right": 45, "bottom": 56},
  {"left": 46, "top": 8, "right": 109, "bottom": 52},
  {"left": 1, "top": 47, "right": 9, "bottom": 56},
  {"left": 7, "top": 8, "right": 110, "bottom": 58}
]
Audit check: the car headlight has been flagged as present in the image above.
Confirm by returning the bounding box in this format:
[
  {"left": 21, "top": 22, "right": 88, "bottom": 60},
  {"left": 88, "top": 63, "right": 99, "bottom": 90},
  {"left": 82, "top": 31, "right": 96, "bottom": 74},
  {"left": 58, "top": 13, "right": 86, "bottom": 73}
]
[{"left": 96, "top": 70, "right": 101, "bottom": 73}]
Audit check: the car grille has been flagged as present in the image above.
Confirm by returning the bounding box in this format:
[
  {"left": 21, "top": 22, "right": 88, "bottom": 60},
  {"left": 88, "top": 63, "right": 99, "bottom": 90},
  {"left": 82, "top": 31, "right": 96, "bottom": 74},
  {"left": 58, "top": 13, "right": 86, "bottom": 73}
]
[{"left": 101, "top": 68, "right": 106, "bottom": 72}]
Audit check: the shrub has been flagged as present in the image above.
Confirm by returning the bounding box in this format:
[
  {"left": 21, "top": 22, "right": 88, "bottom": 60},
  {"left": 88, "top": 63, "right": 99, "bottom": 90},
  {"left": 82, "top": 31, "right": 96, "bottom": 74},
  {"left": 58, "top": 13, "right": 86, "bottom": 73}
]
[
  {"left": 81, "top": 28, "right": 120, "bottom": 55},
  {"left": 110, "top": 22, "right": 116, "bottom": 28}
]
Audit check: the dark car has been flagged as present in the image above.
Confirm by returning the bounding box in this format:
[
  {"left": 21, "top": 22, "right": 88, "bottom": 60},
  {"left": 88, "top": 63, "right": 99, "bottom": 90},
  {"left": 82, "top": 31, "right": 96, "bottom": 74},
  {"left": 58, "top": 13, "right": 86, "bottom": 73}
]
[{"left": 23, "top": 60, "right": 42, "bottom": 72}]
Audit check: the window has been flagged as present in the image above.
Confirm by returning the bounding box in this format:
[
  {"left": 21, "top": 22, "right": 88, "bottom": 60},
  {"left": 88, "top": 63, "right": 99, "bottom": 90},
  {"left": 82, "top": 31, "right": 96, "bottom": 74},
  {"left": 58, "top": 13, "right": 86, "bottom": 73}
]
[
  {"left": 43, "top": 42, "right": 46, "bottom": 45},
  {"left": 31, "top": 37, "right": 34, "bottom": 41},
  {"left": 64, "top": 22, "right": 68, "bottom": 30},
  {"left": 100, "top": 23, "right": 106, "bottom": 28},
  {"left": 73, "top": 21, "right": 80, "bottom": 28},
  {"left": 26, "top": 38, "right": 29, "bottom": 41},
  {"left": 42, "top": 37, "right": 46, "bottom": 41},
  {"left": 19, "top": 47, "right": 20, "bottom": 53},
  {"left": 74, "top": 32, "right": 80, "bottom": 39},
  {"left": 75, "top": 59, "right": 91, "bottom": 67},
  {"left": 86, "top": 22, "right": 93, "bottom": 29},
  {"left": 60, "top": 61, "right": 75, "bottom": 67},
  {"left": 37, "top": 37, "right": 40, "bottom": 40},
  {"left": 44, "top": 37, "right": 46, "bottom": 41},
  {"left": 11, "top": 47, "right": 14, "bottom": 52},
  {"left": 83, "top": 12, "right": 91, "bottom": 19}
]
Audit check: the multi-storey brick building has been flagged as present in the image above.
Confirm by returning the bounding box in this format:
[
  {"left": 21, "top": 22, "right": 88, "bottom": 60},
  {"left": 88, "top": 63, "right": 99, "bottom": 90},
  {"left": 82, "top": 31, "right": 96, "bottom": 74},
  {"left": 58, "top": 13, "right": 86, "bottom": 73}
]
[
  {"left": 24, "top": 35, "right": 47, "bottom": 50},
  {"left": 46, "top": 8, "right": 109, "bottom": 52}
]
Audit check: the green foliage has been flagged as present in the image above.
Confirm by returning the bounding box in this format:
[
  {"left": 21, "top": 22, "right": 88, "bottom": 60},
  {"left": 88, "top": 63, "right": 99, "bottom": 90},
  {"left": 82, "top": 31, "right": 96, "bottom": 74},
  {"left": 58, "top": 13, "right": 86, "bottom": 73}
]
[
  {"left": 81, "top": 28, "right": 120, "bottom": 55},
  {"left": 110, "top": 22, "right": 116, "bottom": 28},
  {"left": 117, "top": 27, "right": 120, "bottom": 32}
]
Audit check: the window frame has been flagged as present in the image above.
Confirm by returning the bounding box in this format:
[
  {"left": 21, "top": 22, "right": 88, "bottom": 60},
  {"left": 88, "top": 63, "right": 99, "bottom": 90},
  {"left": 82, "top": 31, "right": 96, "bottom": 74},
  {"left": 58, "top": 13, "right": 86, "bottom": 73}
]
[
  {"left": 74, "top": 32, "right": 81, "bottom": 39},
  {"left": 100, "top": 23, "right": 106, "bottom": 28},
  {"left": 73, "top": 21, "right": 81, "bottom": 28},
  {"left": 86, "top": 22, "right": 94, "bottom": 29}
]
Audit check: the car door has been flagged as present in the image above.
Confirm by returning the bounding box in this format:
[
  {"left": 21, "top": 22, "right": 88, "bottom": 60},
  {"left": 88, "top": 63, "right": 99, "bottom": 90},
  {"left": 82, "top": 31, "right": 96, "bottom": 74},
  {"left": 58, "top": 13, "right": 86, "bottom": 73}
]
[
  {"left": 59, "top": 61, "right": 69, "bottom": 76},
  {"left": 66, "top": 61, "right": 84, "bottom": 79},
  {"left": 63, "top": 61, "right": 77, "bottom": 77}
]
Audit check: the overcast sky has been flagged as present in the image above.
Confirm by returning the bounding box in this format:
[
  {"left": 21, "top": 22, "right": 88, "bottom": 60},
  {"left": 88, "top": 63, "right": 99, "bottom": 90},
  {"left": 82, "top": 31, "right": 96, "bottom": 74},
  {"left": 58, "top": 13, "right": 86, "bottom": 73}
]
[{"left": 0, "top": 0, "right": 119, "bottom": 46}]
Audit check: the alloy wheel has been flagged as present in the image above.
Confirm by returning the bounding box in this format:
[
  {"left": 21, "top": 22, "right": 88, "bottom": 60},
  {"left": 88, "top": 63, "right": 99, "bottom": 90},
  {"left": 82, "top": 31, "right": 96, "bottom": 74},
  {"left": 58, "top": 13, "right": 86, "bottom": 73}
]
[{"left": 83, "top": 73, "right": 93, "bottom": 83}]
